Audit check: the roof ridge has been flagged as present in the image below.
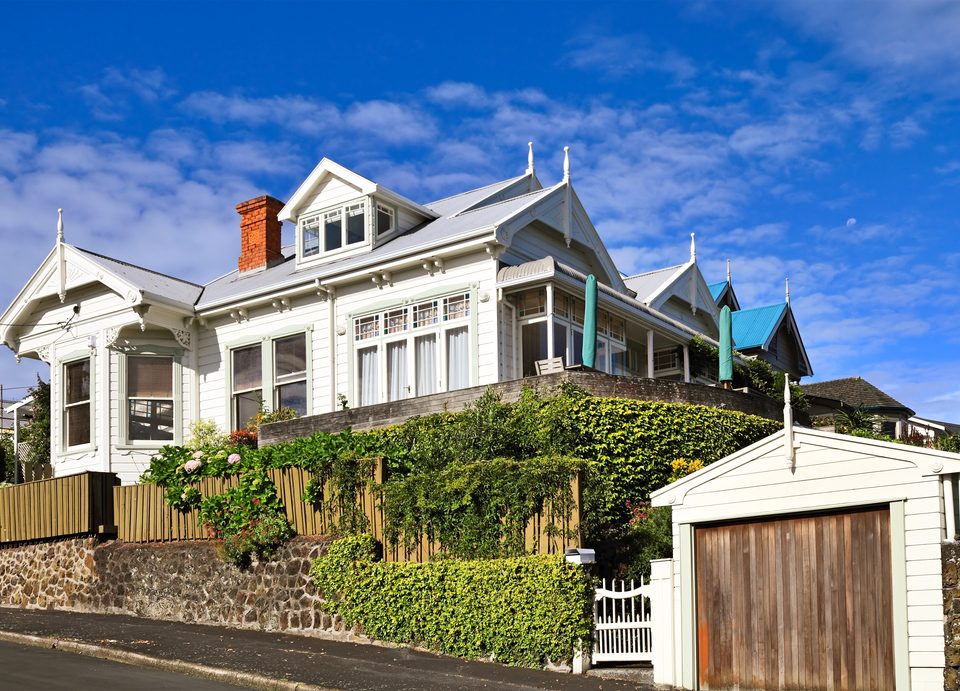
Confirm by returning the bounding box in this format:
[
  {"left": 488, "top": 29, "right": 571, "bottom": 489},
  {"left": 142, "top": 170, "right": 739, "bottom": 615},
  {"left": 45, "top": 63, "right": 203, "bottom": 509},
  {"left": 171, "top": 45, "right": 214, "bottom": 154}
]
[
  {"left": 426, "top": 174, "right": 527, "bottom": 206},
  {"left": 452, "top": 184, "right": 553, "bottom": 217},
  {"left": 75, "top": 246, "right": 204, "bottom": 287},
  {"left": 734, "top": 301, "right": 787, "bottom": 313},
  {"left": 624, "top": 263, "right": 685, "bottom": 280}
]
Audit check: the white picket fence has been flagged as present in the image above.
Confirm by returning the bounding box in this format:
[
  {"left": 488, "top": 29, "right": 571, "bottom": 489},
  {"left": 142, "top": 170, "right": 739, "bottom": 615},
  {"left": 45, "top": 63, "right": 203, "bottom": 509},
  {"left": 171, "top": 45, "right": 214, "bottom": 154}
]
[{"left": 593, "top": 576, "right": 655, "bottom": 663}]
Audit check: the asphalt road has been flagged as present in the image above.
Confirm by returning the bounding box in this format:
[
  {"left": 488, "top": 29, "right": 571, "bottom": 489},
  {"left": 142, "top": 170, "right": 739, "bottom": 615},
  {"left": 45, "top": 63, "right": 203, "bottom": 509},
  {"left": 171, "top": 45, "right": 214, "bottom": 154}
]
[
  {"left": 0, "top": 607, "right": 653, "bottom": 690},
  {"left": 0, "top": 639, "right": 242, "bottom": 690}
]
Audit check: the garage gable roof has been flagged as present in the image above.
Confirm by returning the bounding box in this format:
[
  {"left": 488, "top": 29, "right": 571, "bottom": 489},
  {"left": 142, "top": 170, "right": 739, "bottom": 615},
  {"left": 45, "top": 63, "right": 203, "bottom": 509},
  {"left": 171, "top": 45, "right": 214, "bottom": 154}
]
[{"left": 651, "top": 426, "right": 960, "bottom": 509}]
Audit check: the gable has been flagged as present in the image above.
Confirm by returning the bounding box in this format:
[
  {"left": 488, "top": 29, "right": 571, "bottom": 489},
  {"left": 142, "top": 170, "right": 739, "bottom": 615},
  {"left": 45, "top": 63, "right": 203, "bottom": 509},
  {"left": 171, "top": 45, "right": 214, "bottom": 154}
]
[
  {"left": 299, "top": 175, "right": 364, "bottom": 217},
  {"left": 639, "top": 263, "right": 720, "bottom": 333},
  {"left": 497, "top": 183, "right": 627, "bottom": 293},
  {"left": 652, "top": 426, "right": 960, "bottom": 522}
]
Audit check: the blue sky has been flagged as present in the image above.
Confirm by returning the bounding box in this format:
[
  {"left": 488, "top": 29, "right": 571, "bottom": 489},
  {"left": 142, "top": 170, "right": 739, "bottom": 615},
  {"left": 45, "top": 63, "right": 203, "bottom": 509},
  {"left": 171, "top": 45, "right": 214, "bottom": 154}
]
[{"left": 0, "top": 1, "right": 958, "bottom": 420}]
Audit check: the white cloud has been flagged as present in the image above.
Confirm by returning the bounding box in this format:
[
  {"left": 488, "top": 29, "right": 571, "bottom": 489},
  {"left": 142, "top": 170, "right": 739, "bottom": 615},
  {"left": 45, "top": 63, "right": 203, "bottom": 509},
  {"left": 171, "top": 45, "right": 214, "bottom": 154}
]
[
  {"left": 79, "top": 67, "right": 176, "bottom": 120},
  {"left": 564, "top": 34, "right": 697, "bottom": 81}
]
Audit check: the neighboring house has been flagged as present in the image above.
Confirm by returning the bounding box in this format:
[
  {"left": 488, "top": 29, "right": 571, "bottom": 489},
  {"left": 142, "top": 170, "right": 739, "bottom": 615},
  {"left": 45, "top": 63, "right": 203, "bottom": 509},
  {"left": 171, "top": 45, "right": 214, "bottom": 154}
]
[
  {"left": 908, "top": 416, "right": 960, "bottom": 442},
  {"left": 704, "top": 269, "right": 812, "bottom": 380},
  {"left": 0, "top": 148, "right": 809, "bottom": 484},
  {"left": 802, "top": 376, "right": 915, "bottom": 439}
]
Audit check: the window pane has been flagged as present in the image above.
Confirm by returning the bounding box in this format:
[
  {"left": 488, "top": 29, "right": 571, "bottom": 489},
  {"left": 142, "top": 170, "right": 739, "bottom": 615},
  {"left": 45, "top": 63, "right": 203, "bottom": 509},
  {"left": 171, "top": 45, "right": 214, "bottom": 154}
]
[
  {"left": 302, "top": 216, "right": 320, "bottom": 257},
  {"left": 521, "top": 322, "right": 548, "bottom": 376},
  {"left": 446, "top": 327, "right": 469, "bottom": 391},
  {"left": 387, "top": 341, "right": 408, "bottom": 402},
  {"left": 385, "top": 308, "right": 408, "bottom": 335},
  {"left": 232, "top": 345, "right": 262, "bottom": 392},
  {"left": 377, "top": 204, "right": 394, "bottom": 235},
  {"left": 355, "top": 314, "right": 379, "bottom": 341},
  {"left": 357, "top": 346, "right": 379, "bottom": 406},
  {"left": 611, "top": 345, "right": 628, "bottom": 376},
  {"left": 276, "top": 381, "right": 307, "bottom": 416},
  {"left": 127, "top": 356, "right": 172, "bottom": 398},
  {"left": 274, "top": 334, "right": 306, "bottom": 381},
  {"left": 234, "top": 389, "right": 261, "bottom": 429},
  {"left": 516, "top": 288, "right": 546, "bottom": 318},
  {"left": 415, "top": 334, "right": 437, "bottom": 396},
  {"left": 571, "top": 329, "right": 584, "bottom": 366},
  {"left": 346, "top": 204, "right": 365, "bottom": 245},
  {"left": 444, "top": 293, "right": 470, "bottom": 321},
  {"left": 413, "top": 301, "right": 438, "bottom": 328},
  {"left": 65, "top": 359, "right": 90, "bottom": 404},
  {"left": 65, "top": 403, "right": 90, "bottom": 447},
  {"left": 596, "top": 339, "right": 608, "bottom": 373},
  {"left": 324, "top": 211, "right": 342, "bottom": 251},
  {"left": 128, "top": 400, "right": 174, "bottom": 441},
  {"left": 553, "top": 322, "right": 568, "bottom": 362}
]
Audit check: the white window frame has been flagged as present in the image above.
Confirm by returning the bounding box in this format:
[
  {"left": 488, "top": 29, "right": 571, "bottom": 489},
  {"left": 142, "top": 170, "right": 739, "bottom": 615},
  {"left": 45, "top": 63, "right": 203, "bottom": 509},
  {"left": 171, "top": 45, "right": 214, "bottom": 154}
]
[
  {"left": 273, "top": 333, "right": 309, "bottom": 416},
  {"left": 375, "top": 201, "right": 396, "bottom": 238},
  {"left": 226, "top": 329, "right": 312, "bottom": 431},
  {"left": 121, "top": 351, "right": 181, "bottom": 447},
  {"left": 61, "top": 353, "right": 94, "bottom": 453},
  {"left": 298, "top": 199, "right": 369, "bottom": 261},
  {"left": 350, "top": 292, "right": 472, "bottom": 406}
]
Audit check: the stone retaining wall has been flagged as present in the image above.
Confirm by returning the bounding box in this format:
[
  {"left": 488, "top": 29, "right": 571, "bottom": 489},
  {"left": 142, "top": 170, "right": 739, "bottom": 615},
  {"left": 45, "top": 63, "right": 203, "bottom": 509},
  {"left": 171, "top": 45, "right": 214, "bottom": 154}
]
[
  {"left": 0, "top": 536, "right": 345, "bottom": 637},
  {"left": 944, "top": 541, "right": 960, "bottom": 689},
  {"left": 261, "top": 370, "right": 784, "bottom": 445}
]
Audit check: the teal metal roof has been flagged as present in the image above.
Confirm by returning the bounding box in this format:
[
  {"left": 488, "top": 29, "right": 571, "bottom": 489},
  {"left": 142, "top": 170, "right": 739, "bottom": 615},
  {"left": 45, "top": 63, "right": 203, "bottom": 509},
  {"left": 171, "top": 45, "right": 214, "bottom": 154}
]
[
  {"left": 708, "top": 281, "right": 728, "bottom": 301},
  {"left": 731, "top": 303, "right": 787, "bottom": 349}
]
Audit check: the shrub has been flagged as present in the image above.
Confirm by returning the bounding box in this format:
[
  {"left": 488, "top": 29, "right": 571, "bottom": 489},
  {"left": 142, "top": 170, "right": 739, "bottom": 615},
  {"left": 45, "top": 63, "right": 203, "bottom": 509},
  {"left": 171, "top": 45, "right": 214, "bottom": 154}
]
[
  {"left": 311, "top": 535, "right": 593, "bottom": 667},
  {"left": 937, "top": 435, "right": 960, "bottom": 454}
]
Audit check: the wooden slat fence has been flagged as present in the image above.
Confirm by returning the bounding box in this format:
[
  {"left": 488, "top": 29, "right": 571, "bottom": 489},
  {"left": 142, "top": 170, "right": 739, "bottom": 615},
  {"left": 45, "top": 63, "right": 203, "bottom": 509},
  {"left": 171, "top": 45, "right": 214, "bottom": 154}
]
[
  {"left": 0, "top": 471, "right": 118, "bottom": 543},
  {"left": 113, "top": 463, "right": 582, "bottom": 563},
  {"left": 114, "top": 476, "right": 239, "bottom": 542}
]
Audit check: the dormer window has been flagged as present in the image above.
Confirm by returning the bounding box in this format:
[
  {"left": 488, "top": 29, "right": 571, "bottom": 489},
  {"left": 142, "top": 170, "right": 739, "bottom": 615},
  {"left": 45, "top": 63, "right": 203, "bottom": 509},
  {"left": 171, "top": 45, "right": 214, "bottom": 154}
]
[
  {"left": 300, "top": 200, "right": 368, "bottom": 259},
  {"left": 376, "top": 202, "right": 395, "bottom": 236}
]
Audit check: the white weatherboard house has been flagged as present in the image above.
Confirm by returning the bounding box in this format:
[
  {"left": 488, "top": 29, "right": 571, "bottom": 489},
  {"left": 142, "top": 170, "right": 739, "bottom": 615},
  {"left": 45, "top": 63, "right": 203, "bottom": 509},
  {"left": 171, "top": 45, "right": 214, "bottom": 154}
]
[
  {"left": 1, "top": 146, "right": 809, "bottom": 484},
  {"left": 650, "top": 409, "right": 960, "bottom": 691}
]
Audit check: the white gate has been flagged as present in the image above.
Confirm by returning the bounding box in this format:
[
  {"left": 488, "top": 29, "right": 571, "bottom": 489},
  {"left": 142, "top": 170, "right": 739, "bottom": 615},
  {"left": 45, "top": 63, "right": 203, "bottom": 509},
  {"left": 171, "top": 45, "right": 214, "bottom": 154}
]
[{"left": 593, "top": 577, "right": 654, "bottom": 663}]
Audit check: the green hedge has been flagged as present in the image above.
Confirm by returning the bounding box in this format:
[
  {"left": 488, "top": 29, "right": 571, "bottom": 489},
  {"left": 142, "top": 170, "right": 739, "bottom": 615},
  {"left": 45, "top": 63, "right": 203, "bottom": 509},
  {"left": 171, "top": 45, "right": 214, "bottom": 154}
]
[{"left": 310, "top": 535, "right": 593, "bottom": 667}]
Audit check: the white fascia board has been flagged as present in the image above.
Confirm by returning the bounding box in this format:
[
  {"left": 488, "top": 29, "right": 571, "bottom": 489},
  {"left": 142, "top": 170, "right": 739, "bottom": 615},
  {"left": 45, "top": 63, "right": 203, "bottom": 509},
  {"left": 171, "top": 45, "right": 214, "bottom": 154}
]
[
  {"left": 785, "top": 308, "right": 813, "bottom": 377},
  {"left": 0, "top": 245, "right": 57, "bottom": 345},
  {"left": 569, "top": 186, "right": 628, "bottom": 293},
  {"left": 646, "top": 263, "right": 694, "bottom": 310},
  {"left": 4, "top": 396, "right": 34, "bottom": 414},
  {"left": 197, "top": 229, "right": 498, "bottom": 316}
]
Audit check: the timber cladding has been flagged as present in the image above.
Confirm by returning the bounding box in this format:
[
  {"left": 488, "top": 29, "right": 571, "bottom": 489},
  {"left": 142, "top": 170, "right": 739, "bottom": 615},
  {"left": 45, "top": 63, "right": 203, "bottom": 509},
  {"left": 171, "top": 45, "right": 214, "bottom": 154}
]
[{"left": 694, "top": 506, "right": 894, "bottom": 691}]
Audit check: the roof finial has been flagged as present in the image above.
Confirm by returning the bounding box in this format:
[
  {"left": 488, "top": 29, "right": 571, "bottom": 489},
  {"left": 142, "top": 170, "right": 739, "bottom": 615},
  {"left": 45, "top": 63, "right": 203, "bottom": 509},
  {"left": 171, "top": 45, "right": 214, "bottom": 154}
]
[
  {"left": 689, "top": 232, "right": 696, "bottom": 263},
  {"left": 563, "top": 146, "right": 570, "bottom": 183},
  {"left": 726, "top": 258, "right": 731, "bottom": 283},
  {"left": 784, "top": 375, "right": 796, "bottom": 469},
  {"left": 785, "top": 276, "right": 790, "bottom": 304},
  {"left": 526, "top": 141, "right": 535, "bottom": 176},
  {"left": 57, "top": 208, "right": 64, "bottom": 244}
]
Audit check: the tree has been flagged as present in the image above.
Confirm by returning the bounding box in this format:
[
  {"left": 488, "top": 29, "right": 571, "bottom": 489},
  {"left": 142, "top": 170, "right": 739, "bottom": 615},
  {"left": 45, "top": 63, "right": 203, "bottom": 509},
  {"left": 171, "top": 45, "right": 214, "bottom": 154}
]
[{"left": 19, "top": 377, "right": 50, "bottom": 471}]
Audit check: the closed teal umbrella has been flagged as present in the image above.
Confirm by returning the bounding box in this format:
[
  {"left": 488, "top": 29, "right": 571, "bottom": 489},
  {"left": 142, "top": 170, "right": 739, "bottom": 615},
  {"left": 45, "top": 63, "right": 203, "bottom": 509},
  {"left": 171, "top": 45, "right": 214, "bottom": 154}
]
[
  {"left": 719, "top": 305, "right": 733, "bottom": 386},
  {"left": 582, "top": 275, "right": 598, "bottom": 369}
]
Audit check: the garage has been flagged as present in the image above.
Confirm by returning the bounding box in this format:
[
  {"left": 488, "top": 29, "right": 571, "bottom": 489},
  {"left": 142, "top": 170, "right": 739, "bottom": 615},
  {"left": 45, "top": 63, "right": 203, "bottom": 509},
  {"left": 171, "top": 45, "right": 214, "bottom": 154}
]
[
  {"left": 650, "top": 425, "right": 960, "bottom": 690},
  {"left": 695, "top": 507, "right": 894, "bottom": 690}
]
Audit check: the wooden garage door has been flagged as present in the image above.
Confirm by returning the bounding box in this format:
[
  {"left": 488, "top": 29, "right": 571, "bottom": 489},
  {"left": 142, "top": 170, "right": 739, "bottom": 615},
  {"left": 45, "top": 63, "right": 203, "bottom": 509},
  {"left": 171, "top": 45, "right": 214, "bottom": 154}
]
[{"left": 695, "top": 507, "right": 894, "bottom": 691}]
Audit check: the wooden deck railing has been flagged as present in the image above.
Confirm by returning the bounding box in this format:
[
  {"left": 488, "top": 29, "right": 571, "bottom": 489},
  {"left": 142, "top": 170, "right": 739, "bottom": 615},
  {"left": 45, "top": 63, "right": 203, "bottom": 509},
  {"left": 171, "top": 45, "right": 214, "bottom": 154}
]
[
  {"left": 0, "top": 472, "right": 119, "bottom": 543},
  {"left": 112, "top": 464, "right": 581, "bottom": 562}
]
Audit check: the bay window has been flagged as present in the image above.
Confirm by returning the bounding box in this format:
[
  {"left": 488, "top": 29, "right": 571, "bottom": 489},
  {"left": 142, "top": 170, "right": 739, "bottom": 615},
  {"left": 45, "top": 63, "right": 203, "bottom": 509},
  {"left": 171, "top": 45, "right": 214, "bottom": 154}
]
[
  {"left": 353, "top": 292, "right": 472, "bottom": 405},
  {"left": 63, "top": 358, "right": 91, "bottom": 448},
  {"left": 126, "top": 355, "right": 174, "bottom": 442}
]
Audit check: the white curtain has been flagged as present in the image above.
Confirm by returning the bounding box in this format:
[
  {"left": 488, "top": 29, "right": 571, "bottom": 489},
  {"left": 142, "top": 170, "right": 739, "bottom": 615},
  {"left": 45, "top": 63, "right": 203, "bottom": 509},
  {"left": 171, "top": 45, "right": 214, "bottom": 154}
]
[
  {"left": 387, "top": 341, "right": 408, "bottom": 401},
  {"left": 446, "top": 327, "right": 469, "bottom": 391},
  {"left": 358, "top": 346, "right": 378, "bottom": 406},
  {"left": 415, "top": 334, "right": 437, "bottom": 395}
]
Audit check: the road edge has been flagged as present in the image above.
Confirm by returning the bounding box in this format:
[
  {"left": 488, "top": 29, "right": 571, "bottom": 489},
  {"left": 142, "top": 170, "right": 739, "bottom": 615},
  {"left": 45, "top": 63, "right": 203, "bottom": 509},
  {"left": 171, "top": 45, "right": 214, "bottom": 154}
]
[{"left": 0, "top": 629, "right": 337, "bottom": 691}]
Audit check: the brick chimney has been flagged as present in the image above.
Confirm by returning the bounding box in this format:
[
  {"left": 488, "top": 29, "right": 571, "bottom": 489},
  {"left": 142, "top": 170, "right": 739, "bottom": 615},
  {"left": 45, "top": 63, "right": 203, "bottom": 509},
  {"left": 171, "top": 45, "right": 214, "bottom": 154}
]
[{"left": 236, "top": 195, "right": 285, "bottom": 273}]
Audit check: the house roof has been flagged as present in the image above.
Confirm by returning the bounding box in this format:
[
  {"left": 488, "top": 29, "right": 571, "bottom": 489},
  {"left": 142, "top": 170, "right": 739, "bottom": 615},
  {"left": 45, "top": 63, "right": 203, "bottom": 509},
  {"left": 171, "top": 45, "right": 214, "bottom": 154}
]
[
  {"left": 424, "top": 174, "right": 531, "bottom": 216},
  {"left": 801, "top": 377, "right": 913, "bottom": 414},
  {"left": 197, "top": 185, "right": 559, "bottom": 309},
  {"left": 75, "top": 247, "right": 203, "bottom": 309},
  {"left": 731, "top": 303, "right": 787, "bottom": 349},
  {"left": 623, "top": 264, "right": 685, "bottom": 303},
  {"left": 708, "top": 281, "right": 728, "bottom": 301}
]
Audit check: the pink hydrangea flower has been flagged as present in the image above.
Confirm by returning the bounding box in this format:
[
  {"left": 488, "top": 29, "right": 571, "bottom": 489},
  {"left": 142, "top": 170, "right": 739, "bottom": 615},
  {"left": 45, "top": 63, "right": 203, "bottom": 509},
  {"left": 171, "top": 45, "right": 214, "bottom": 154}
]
[
  {"left": 227, "top": 453, "right": 241, "bottom": 465},
  {"left": 192, "top": 450, "right": 204, "bottom": 460},
  {"left": 183, "top": 459, "right": 202, "bottom": 473}
]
